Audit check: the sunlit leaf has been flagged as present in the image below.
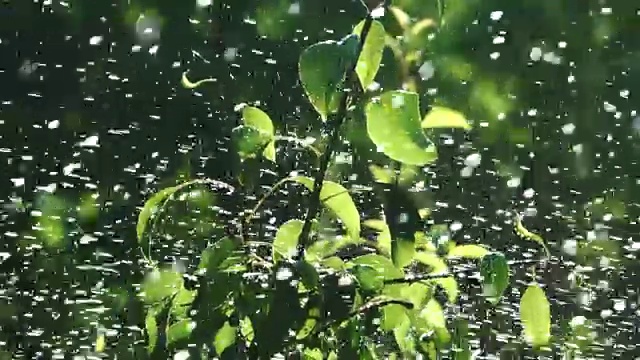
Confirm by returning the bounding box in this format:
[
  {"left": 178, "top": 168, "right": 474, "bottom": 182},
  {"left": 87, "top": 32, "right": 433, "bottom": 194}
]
[
  {"left": 273, "top": 219, "right": 304, "bottom": 262},
  {"left": 140, "top": 268, "right": 183, "bottom": 304},
  {"left": 166, "top": 319, "right": 193, "bottom": 345},
  {"left": 447, "top": 244, "right": 489, "bottom": 259},
  {"left": 514, "top": 213, "right": 551, "bottom": 258},
  {"left": 239, "top": 104, "right": 276, "bottom": 162},
  {"left": 95, "top": 332, "right": 106, "bottom": 353},
  {"left": 232, "top": 125, "right": 272, "bottom": 161},
  {"left": 137, "top": 186, "right": 179, "bottom": 243},
  {"left": 303, "top": 348, "right": 324, "bottom": 360},
  {"left": 145, "top": 309, "right": 159, "bottom": 354},
  {"left": 393, "top": 315, "right": 416, "bottom": 354},
  {"left": 415, "top": 251, "right": 447, "bottom": 273},
  {"left": 520, "top": 283, "right": 551, "bottom": 348},
  {"left": 366, "top": 90, "right": 438, "bottom": 165},
  {"left": 296, "top": 306, "right": 320, "bottom": 340},
  {"left": 353, "top": 20, "right": 386, "bottom": 88},
  {"left": 416, "top": 299, "right": 451, "bottom": 345},
  {"left": 349, "top": 254, "right": 404, "bottom": 280},
  {"left": 421, "top": 107, "right": 471, "bottom": 130},
  {"left": 240, "top": 317, "right": 254, "bottom": 343},
  {"left": 363, "top": 219, "right": 391, "bottom": 255},
  {"left": 392, "top": 237, "right": 415, "bottom": 269},
  {"left": 198, "top": 237, "right": 245, "bottom": 273},
  {"left": 434, "top": 277, "right": 459, "bottom": 303},
  {"left": 299, "top": 40, "right": 348, "bottom": 120},
  {"left": 290, "top": 176, "right": 361, "bottom": 239},
  {"left": 479, "top": 252, "right": 510, "bottom": 305},
  {"left": 214, "top": 321, "right": 237, "bottom": 355},
  {"left": 181, "top": 71, "right": 216, "bottom": 89}
]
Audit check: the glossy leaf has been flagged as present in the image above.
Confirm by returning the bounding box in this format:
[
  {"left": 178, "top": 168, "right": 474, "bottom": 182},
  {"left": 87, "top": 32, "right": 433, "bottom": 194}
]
[
  {"left": 239, "top": 104, "right": 276, "bottom": 162},
  {"left": 290, "top": 176, "right": 361, "bottom": 239},
  {"left": 299, "top": 40, "right": 348, "bottom": 120},
  {"left": 214, "top": 321, "right": 237, "bottom": 355},
  {"left": 366, "top": 90, "right": 438, "bottom": 165},
  {"left": 421, "top": 107, "right": 471, "bottom": 130},
  {"left": 353, "top": 19, "right": 386, "bottom": 88},
  {"left": 137, "top": 185, "right": 179, "bottom": 243},
  {"left": 520, "top": 283, "right": 551, "bottom": 348},
  {"left": 140, "top": 268, "right": 183, "bottom": 304},
  {"left": 273, "top": 219, "right": 304, "bottom": 262},
  {"left": 447, "top": 244, "right": 489, "bottom": 259},
  {"left": 479, "top": 252, "right": 510, "bottom": 305},
  {"left": 166, "top": 319, "right": 193, "bottom": 345},
  {"left": 232, "top": 125, "right": 272, "bottom": 161}
]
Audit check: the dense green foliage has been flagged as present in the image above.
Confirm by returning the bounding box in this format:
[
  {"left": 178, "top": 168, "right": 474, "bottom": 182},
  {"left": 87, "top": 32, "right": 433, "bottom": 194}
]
[{"left": 1, "top": 0, "right": 639, "bottom": 358}]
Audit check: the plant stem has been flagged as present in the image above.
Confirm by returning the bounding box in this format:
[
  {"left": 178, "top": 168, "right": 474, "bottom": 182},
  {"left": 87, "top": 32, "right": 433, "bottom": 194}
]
[{"left": 296, "top": 6, "right": 386, "bottom": 259}]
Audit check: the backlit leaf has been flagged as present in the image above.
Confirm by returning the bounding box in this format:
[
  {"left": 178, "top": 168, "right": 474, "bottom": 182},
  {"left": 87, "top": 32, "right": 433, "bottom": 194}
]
[
  {"left": 447, "top": 244, "right": 489, "bottom": 259},
  {"left": 520, "top": 283, "right": 551, "bottom": 348},
  {"left": 214, "top": 321, "right": 237, "bottom": 355},
  {"left": 353, "top": 20, "right": 386, "bottom": 88},
  {"left": 239, "top": 104, "right": 276, "bottom": 162},
  {"left": 366, "top": 90, "right": 438, "bottom": 165},
  {"left": 422, "top": 107, "right": 471, "bottom": 130},
  {"left": 273, "top": 219, "right": 304, "bottom": 262},
  {"left": 140, "top": 268, "right": 183, "bottom": 304}
]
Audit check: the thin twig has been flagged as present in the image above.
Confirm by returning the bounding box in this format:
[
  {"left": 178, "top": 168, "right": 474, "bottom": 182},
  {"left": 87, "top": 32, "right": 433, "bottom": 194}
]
[{"left": 296, "top": 3, "right": 389, "bottom": 259}]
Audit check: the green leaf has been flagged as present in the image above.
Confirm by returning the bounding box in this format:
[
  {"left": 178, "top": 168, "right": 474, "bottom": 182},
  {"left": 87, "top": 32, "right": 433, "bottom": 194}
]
[
  {"left": 232, "top": 125, "right": 272, "bottom": 161},
  {"left": 137, "top": 185, "right": 179, "bottom": 243},
  {"left": 239, "top": 104, "right": 276, "bottom": 162},
  {"left": 363, "top": 219, "right": 391, "bottom": 255},
  {"left": 479, "top": 252, "right": 510, "bottom": 305},
  {"left": 290, "top": 176, "right": 361, "bottom": 239},
  {"left": 451, "top": 318, "right": 472, "bottom": 360},
  {"left": 140, "top": 268, "right": 183, "bottom": 304},
  {"left": 273, "top": 219, "right": 304, "bottom": 262},
  {"left": 447, "top": 244, "right": 489, "bottom": 259},
  {"left": 306, "top": 237, "right": 362, "bottom": 263},
  {"left": 520, "top": 283, "right": 551, "bottom": 348},
  {"left": 198, "top": 237, "right": 245, "bottom": 273},
  {"left": 353, "top": 20, "right": 386, "bottom": 88},
  {"left": 349, "top": 254, "right": 404, "bottom": 280},
  {"left": 299, "top": 41, "right": 348, "bottom": 120},
  {"left": 166, "top": 319, "right": 193, "bottom": 346},
  {"left": 303, "top": 348, "right": 324, "bottom": 360},
  {"left": 393, "top": 315, "right": 416, "bottom": 354},
  {"left": 415, "top": 299, "right": 451, "bottom": 345},
  {"left": 414, "top": 251, "right": 447, "bottom": 273},
  {"left": 169, "top": 286, "right": 197, "bottom": 319},
  {"left": 365, "top": 90, "right": 438, "bottom": 165},
  {"left": 214, "top": 321, "right": 237, "bottom": 355},
  {"left": 392, "top": 237, "right": 415, "bottom": 269},
  {"left": 145, "top": 310, "right": 159, "bottom": 354},
  {"left": 434, "top": 277, "right": 459, "bottom": 303},
  {"left": 421, "top": 107, "right": 471, "bottom": 130},
  {"left": 352, "top": 264, "right": 385, "bottom": 291}
]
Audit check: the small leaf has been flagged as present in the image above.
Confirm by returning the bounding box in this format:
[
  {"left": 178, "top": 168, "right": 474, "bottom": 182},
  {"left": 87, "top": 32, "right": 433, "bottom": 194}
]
[
  {"left": 349, "top": 254, "right": 404, "bottom": 280},
  {"left": 140, "top": 268, "right": 183, "bottom": 304},
  {"left": 366, "top": 90, "right": 438, "bottom": 165},
  {"left": 181, "top": 71, "right": 215, "bottom": 89},
  {"left": 352, "top": 264, "right": 385, "bottom": 291},
  {"left": 239, "top": 104, "right": 276, "bottom": 162},
  {"left": 137, "top": 185, "right": 179, "bottom": 243},
  {"left": 290, "top": 176, "right": 361, "bottom": 239},
  {"left": 422, "top": 107, "right": 471, "bottom": 130},
  {"left": 353, "top": 20, "right": 386, "bottom": 88},
  {"left": 299, "top": 41, "right": 348, "bottom": 120},
  {"left": 214, "top": 321, "right": 237, "bottom": 355},
  {"left": 273, "top": 219, "right": 304, "bottom": 262},
  {"left": 514, "top": 213, "right": 551, "bottom": 258},
  {"left": 479, "top": 252, "right": 510, "bottom": 305},
  {"left": 447, "top": 244, "right": 489, "bottom": 259},
  {"left": 145, "top": 310, "right": 158, "bottom": 354},
  {"left": 95, "top": 332, "right": 106, "bottom": 353},
  {"left": 232, "top": 125, "right": 272, "bottom": 161},
  {"left": 520, "top": 283, "right": 551, "bottom": 348}
]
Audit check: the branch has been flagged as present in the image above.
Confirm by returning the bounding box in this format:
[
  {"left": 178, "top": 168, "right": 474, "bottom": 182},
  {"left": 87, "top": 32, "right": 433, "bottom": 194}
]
[
  {"left": 383, "top": 258, "right": 547, "bottom": 285},
  {"left": 296, "top": 5, "right": 388, "bottom": 258},
  {"left": 317, "top": 296, "right": 413, "bottom": 333}
]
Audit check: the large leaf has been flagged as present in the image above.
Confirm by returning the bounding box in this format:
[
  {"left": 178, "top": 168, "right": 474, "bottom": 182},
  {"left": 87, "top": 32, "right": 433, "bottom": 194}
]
[
  {"left": 366, "top": 90, "right": 438, "bottom": 165},
  {"left": 353, "top": 19, "right": 386, "bottom": 88},
  {"left": 273, "top": 219, "right": 304, "bottom": 262},
  {"left": 520, "top": 283, "right": 551, "bottom": 348},
  {"left": 239, "top": 104, "right": 276, "bottom": 162},
  {"left": 479, "top": 252, "right": 510, "bottom": 305},
  {"left": 298, "top": 40, "right": 348, "bottom": 120},
  {"left": 290, "top": 176, "right": 361, "bottom": 239},
  {"left": 421, "top": 107, "right": 471, "bottom": 130},
  {"left": 140, "top": 268, "right": 183, "bottom": 304}
]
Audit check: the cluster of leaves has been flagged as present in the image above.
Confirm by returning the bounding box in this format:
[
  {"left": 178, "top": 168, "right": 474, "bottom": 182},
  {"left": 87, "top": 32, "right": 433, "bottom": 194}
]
[{"left": 132, "top": 5, "right": 555, "bottom": 359}]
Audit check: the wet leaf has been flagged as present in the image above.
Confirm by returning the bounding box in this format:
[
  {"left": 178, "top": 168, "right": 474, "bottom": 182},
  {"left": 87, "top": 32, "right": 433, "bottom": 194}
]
[
  {"left": 353, "top": 19, "right": 386, "bottom": 88},
  {"left": 479, "top": 252, "right": 510, "bottom": 305},
  {"left": 366, "top": 90, "right": 438, "bottom": 165},
  {"left": 239, "top": 104, "right": 276, "bottom": 162},
  {"left": 140, "top": 268, "right": 183, "bottom": 304},
  {"left": 299, "top": 40, "right": 348, "bottom": 120},
  {"left": 273, "top": 219, "right": 304, "bottom": 262},
  {"left": 290, "top": 176, "right": 361, "bottom": 239},
  {"left": 447, "top": 244, "right": 489, "bottom": 259},
  {"left": 421, "top": 107, "right": 471, "bottom": 130},
  {"left": 232, "top": 125, "right": 272, "bottom": 161},
  {"left": 137, "top": 185, "right": 183, "bottom": 246},
  {"left": 520, "top": 283, "right": 551, "bottom": 348},
  {"left": 214, "top": 321, "right": 237, "bottom": 355}
]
